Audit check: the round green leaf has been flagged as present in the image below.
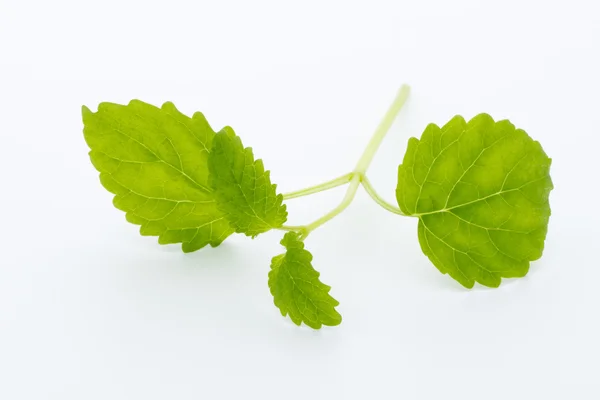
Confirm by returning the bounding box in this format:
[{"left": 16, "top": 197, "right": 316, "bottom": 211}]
[{"left": 396, "top": 114, "right": 553, "bottom": 288}]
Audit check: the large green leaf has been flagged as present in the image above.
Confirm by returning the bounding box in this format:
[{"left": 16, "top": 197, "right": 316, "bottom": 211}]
[
  {"left": 82, "top": 100, "right": 233, "bottom": 252},
  {"left": 208, "top": 127, "right": 287, "bottom": 237},
  {"left": 396, "top": 113, "right": 553, "bottom": 288},
  {"left": 269, "top": 232, "right": 342, "bottom": 329}
]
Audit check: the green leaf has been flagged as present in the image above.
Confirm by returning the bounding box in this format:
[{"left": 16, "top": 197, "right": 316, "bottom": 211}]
[
  {"left": 269, "top": 232, "right": 342, "bottom": 329},
  {"left": 396, "top": 113, "right": 553, "bottom": 288},
  {"left": 208, "top": 127, "right": 287, "bottom": 237},
  {"left": 82, "top": 100, "right": 234, "bottom": 253}
]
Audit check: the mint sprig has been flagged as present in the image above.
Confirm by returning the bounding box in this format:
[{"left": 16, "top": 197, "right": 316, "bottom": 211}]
[{"left": 82, "top": 85, "right": 553, "bottom": 329}]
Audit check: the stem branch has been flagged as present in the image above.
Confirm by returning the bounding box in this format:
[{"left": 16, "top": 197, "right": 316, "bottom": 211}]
[
  {"left": 303, "top": 174, "right": 361, "bottom": 236},
  {"left": 286, "top": 85, "right": 410, "bottom": 238},
  {"left": 282, "top": 172, "right": 353, "bottom": 200},
  {"left": 361, "top": 176, "right": 406, "bottom": 216}
]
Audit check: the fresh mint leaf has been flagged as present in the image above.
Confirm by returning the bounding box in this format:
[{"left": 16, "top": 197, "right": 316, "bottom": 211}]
[
  {"left": 269, "top": 232, "right": 342, "bottom": 329},
  {"left": 208, "top": 127, "right": 287, "bottom": 237},
  {"left": 396, "top": 113, "right": 553, "bottom": 288},
  {"left": 82, "top": 100, "right": 234, "bottom": 252}
]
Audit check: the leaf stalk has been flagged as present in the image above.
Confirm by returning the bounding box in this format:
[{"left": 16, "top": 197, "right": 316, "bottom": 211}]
[{"left": 278, "top": 85, "right": 410, "bottom": 238}]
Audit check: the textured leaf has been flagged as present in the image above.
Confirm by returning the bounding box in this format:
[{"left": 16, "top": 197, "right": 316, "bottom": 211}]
[
  {"left": 208, "top": 127, "right": 287, "bottom": 237},
  {"left": 269, "top": 232, "right": 341, "bottom": 329},
  {"left": 396, "top": 113, "right": 553, "bottom": 288},
  {"left": 82, "top": 100, "right": 234, "bottom": 252}
]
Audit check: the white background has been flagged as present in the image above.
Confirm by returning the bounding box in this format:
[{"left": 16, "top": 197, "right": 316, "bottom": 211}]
[{"left": 1, "top": 1, "right": 599, "bottom": 399}]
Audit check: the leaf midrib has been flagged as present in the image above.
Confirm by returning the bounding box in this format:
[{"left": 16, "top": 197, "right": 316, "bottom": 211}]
[
  {"left": 410, "top": 175, "right": 547, "bottom": 217},
  {"left": 111, "top": 125, "right": 212, "bottom": 194},
  {"left": 98, "top": 151, "right": 216, "bottom": 205},
  {"left": 282, "top": 255, "right": 338, "bottom": 325}
]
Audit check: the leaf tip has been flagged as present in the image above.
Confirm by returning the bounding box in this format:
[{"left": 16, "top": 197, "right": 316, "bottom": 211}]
[
  {"left": 160, "top": 101, "right": 181, "bottom": 116},
  {"left": 328, "top": 313, "right": 343, "bottom": 327},
  {"left": 81, "top": 105, "right": 94, "bottom": 123}
]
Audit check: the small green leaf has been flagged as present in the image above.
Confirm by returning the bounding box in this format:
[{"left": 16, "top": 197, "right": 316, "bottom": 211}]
[
  {"left": 208, "top": 127, "right": 287, "bottom": 237},
  {"left": 82, "top": 100, "right": 234, "bottom": 252},
  {"left": 269, "top": 232, "right": 342, "bottom": 329},
  {"left": 396, "top": 113, "right": 553, "bottom": 288}
]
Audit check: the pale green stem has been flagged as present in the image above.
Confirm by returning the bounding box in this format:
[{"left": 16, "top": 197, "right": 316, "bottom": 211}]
[
  {"left": 295, "top": 85, "right": 411, "bottom": 238},
  {"left": 361, "top": 175, "right": 406, "bottom": 216},
  {"left": 354, "top": 85, "right": 411, "bottom": 174},
  {"left": 303, "top": 174, "right": 362, "bottom": 235},
  {"left": 282, "top": 172, "right": 353, "bottom": 200}
]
